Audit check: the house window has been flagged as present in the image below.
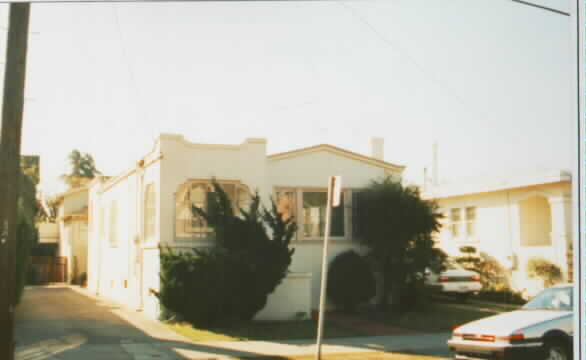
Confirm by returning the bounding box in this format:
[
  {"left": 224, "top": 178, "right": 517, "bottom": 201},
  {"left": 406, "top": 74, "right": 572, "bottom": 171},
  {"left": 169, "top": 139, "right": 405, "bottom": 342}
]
[
  {"left": 351, "top": 190, "right": 365, "bottom": 238},
  {"left": 302, "top": 191, "right": 344, "bottom": 238},
  {"left": 465, "top": 207, "right": 476, "bottom": 237},
  {"left": 449, "top": 208, "right": 462, "bottom": 238},
  {"left": 276, "top": 189, "right": 296, "bottom": 221},
  {"left": 109, "top": 200, "right": 118, "bottom": 247},
  {"left": 175, "top": 180, "right": 250, "bottom": 238},
  {"left": 144, "top": 184, "right": 156, "bottom": 241},
  {"left": 448, "top": 206, "right": 477, "bottom": 242}
]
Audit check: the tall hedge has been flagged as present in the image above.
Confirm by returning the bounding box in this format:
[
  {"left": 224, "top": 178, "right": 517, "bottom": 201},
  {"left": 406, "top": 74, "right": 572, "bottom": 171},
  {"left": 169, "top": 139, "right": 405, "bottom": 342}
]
[
  {"left": 157, "top": 179, "right": 296, "bottom": 327},
  {"left": 327, "top": 250, "right": 375, "bottom": 312},
  {"left": 16, "top": 170, "right": 39, "bottom": 303}
]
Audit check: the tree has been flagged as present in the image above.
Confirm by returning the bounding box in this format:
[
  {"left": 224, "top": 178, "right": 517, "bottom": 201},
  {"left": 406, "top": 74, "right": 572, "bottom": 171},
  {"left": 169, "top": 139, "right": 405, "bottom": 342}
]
[
  {"left": 157, "top": 179, "right": 297, "bottom": 326},
  {"left": 15, "top": 170, "right": 38, "bottom": 303},
  {"left": 60, "top": 150, "right": 101, "bottom": 189},
  {"left": 355, "top": 176, "right": 445, "bottom": 312},
  {"left": 327, "top": 250, "right": 376, "bottom": 312}
]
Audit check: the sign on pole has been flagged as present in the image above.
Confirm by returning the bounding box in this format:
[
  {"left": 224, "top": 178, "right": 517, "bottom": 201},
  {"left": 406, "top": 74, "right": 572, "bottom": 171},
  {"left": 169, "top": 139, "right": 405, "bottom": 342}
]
[{"left": 315, "top": 176, "right": 341, "bottom": 360}]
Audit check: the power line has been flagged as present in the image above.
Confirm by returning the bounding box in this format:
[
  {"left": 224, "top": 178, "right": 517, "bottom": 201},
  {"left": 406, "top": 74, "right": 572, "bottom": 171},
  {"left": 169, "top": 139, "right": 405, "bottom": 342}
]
[
  {"left": 337, "top": 1, "right": 477, "bottom": 119},
  {"left": 510, "top": 0, "right": 570, "bottom": 16},
  {"left": 112, "top": 4, "right": 149, "bottom": 125}
]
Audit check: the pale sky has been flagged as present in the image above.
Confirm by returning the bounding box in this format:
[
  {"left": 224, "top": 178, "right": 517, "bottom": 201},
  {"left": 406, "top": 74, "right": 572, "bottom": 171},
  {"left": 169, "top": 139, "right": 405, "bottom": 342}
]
[{"left": 0, "top": 0, "right": 574, "bottom": 196}]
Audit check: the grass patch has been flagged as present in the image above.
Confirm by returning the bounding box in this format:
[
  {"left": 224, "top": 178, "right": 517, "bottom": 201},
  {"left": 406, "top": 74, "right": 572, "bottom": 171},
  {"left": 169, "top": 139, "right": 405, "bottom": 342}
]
[
  {"left": 167, "top": 320, "right": 367, "bottom": 342},
  {"left": 382, "top": 300, "right": 521, "bottom": 333}
]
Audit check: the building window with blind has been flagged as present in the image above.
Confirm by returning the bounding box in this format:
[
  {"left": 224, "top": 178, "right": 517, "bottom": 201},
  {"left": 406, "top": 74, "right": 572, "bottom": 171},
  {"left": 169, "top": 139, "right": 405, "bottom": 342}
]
[
  {"left": 351, "top": 190, "right": 365, "bottom": 239},
  {"left": 175, "top": 180, "right": 250, "bottom": 238},
  {"left": 144, "top": 184, "right": 156, "bottom": 241},
  {"left": 465, "top": 207, "right": 476, "bottom": 238},
  {"left": 448, "top": 206, "right": 477, "bottom": 242},
  {"left": 301, "top": 190, "right": 345, "bottom": 238},
  {"left": 109, "top": 200, "right": 118, "bottom": 247}
]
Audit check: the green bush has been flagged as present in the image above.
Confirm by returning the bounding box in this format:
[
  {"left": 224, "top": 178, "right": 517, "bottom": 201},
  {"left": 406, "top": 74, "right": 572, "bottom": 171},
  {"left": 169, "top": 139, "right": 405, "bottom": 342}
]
[
  {"left": 15, "top": 171, "right": 39, "bottom": 303},
  {"left": 474, "top": 288, "right": 526, "bottom": 305},
  {"left": 454, "top": 247, "right": 509, "bottom": 290},
  {"left": 157, "top": 179, "right": 296, "bottom": 327},
  {"left": 327, "top": 250, "right": 376, "bottom": 312},
  {"left": 526, "top": 258, "right": 562, "bottom": 287}
]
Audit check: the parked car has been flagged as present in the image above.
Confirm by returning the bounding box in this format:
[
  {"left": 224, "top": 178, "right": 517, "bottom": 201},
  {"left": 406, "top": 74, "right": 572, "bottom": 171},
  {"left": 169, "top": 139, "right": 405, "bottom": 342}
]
[
  {"left": 448, "top": 283, "right": 573, "bottom": 360},
  {"left": 425, "top": 259, "right": 482, "bottom": 301}
]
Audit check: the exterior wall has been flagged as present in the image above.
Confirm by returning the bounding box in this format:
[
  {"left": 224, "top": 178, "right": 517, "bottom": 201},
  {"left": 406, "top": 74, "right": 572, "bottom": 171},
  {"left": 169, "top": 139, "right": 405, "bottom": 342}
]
[
  {"left": 87, "top": 159, "right": 161, "bottom": 315},
  {"left": 289, "top": 242, "right": 368, "bottom": 309},
  {"left": 62, "top": 190, "right": 88, "bottom": 216},
  {"left": 255, "top": 272, "right": 312, "bottom": 320},
  {"left": 38, "top": 222, "right": 59, "bottom": 243},
  {"left": 88, "top": 134, "right": 400, "bottom": 320},
  {"left": 433, "top": 181, "right": 572, "bottom": 295},
  {"left": 158, "top": 135, "right": 270, "bottom": 247},
  {"left": 268, "top": 151, "right": 397, "bottom": 309},
  {"left": 268, "top": 151, "right": 394, "bottom": 189},
  {"left": 87, "top": 185, "right": 101, "bottom": 294}
]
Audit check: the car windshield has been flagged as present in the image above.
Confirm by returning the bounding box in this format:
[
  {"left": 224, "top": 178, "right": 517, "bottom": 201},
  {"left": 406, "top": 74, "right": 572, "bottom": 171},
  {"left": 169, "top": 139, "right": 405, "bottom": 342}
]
[
  {"left": 523, "top": 286, "right": 573, "bottom": 311},
  {"left": 446, "top": 260, "right": 461, "bottom": 270}
]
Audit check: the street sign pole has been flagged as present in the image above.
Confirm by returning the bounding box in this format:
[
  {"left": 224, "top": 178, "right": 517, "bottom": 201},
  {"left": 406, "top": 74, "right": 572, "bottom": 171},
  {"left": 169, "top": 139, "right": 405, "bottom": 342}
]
[{"left": 315, "top": 176, "right": 341, "bottom": 360}]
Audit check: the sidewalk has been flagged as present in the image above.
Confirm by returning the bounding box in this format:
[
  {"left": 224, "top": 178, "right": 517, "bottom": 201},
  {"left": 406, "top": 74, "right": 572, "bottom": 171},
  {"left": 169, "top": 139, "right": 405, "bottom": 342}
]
[
  {"left": 15, "top": 285, "right": 451, "bottom": 360},
  {"left": 168, "top": 333, "right": 452, "bottom": 359},
  {"left": 69, "top": 286, "right": 451, "bottom": 359}
]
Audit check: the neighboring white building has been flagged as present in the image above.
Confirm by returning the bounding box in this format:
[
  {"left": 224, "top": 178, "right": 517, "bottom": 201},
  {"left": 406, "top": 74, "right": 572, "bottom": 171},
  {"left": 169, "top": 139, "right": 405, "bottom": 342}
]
[
  {"left": 53, "top": 186, "right": 90, "bottom": 284},
  {"left": 86, "top": 134, "right": 404, "bottom": 320},
  {"left": 424, "top": 170, "right": 572, "bottom": 296}
]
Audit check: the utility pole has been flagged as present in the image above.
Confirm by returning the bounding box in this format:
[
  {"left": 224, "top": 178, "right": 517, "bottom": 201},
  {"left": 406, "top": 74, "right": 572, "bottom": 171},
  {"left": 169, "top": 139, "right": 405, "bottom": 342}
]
[{"left": 0, "top": 3, "right": 31, "bottom": 360}]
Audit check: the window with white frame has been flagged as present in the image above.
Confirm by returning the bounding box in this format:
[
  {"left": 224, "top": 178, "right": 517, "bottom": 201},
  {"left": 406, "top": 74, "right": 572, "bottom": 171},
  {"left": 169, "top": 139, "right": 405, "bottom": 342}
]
[
  {"left": 274, "top": 188, "right": 349, "bottom": 240},
  {"left": 302, "top": 191, "right": 345, "bottom": 238},
  {"left": 465, "top": 206, "right": 476, "bottom": 238},
  {"left": 144, "top": 183, "right": 156, "bottom": 241},
  {"left": 175, "top": 180, "right": 250, "bottom": 238},
  {"left": 448, "top": 206, "right": 477, "bottom": 242}
]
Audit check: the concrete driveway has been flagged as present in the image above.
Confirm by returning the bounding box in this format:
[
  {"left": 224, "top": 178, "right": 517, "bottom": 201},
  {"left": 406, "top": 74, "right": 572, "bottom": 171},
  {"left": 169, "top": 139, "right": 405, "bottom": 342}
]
[{"left": 14, "top": 285, "right": 452, "bottom": 360}]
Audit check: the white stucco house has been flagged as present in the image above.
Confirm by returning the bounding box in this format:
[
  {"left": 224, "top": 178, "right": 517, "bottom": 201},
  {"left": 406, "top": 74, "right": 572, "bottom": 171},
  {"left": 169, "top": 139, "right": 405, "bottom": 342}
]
[
  {"left": 423, "top": 170, "right": 573, "bottom": 297},
  {"left": 86, "top": 134, "right": 404, "bottom": 320},
  {"left": 52, "top": 186, "right": 90, "bottom": 284}
]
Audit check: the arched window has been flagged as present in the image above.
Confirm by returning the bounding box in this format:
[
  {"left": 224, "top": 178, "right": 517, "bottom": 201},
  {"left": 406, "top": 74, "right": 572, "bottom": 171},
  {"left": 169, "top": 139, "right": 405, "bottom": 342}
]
[{"left": 175, "top": 180, "right": 251, "bottom": 238}]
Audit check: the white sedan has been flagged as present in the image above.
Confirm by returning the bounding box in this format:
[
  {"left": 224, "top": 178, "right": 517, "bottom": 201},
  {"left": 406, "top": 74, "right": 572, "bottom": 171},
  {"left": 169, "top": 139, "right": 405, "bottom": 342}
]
[
  {"left": 448, "top": 283, "right": 573, "bottom": 360},
  {"left": 425, "top": 260, "right": 482, "bottom": 300}
]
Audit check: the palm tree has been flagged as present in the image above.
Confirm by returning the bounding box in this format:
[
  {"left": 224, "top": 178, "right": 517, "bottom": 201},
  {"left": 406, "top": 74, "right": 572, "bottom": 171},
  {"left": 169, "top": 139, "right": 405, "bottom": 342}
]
[{"left": 60, "top": 150, "right": 101, "bottom": 189}]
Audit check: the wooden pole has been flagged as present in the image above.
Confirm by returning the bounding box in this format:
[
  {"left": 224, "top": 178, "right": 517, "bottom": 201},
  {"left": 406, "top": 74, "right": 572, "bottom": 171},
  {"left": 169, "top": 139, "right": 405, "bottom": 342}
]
[{"left": 0, "top": 3, "right": 31, "bottom": 359}]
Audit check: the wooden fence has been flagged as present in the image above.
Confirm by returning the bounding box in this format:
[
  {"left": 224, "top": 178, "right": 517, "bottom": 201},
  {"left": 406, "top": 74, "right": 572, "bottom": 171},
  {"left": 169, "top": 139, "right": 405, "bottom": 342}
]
[{"left": 29, "top": 256, "right": 67, "bottom": 284}]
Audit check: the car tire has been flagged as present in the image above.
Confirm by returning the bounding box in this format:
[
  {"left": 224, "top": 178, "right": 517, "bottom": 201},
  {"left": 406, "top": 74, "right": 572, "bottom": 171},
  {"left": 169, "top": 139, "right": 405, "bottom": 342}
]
[{"left": 543, "top": 340, "right": 570, "bottom": 360}]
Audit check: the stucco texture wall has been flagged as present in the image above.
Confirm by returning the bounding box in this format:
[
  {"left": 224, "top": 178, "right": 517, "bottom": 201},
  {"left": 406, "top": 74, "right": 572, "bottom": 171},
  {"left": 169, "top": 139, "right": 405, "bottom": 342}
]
[{"left": 434, "top": 181, "right": 572, "bottom": 294}]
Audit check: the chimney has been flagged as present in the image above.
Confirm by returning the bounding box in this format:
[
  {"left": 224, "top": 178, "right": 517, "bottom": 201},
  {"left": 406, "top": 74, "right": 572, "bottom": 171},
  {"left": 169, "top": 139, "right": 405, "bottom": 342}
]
[{"left": 370, "top": 137, "right": 384, "bottom": 160}]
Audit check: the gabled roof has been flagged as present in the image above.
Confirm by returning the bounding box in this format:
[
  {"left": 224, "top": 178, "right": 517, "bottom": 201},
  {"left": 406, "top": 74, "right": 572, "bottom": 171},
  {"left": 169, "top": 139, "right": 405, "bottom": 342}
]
[
  {"left": 268, "top": 144, "right": 405, "bottom": 173},
  {"left": 424, "top": 169, "right": 571, "bottom": 199}
]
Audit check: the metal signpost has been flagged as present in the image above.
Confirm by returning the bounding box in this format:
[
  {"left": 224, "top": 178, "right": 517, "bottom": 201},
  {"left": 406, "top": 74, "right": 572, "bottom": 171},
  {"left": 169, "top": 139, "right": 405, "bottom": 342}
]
[{"left": 315, "top": 175, "right": 341, "bottom": 360}]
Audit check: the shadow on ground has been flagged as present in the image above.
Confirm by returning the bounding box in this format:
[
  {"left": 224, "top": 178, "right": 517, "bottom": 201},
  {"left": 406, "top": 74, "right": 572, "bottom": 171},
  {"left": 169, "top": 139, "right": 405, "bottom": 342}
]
[{"left": 15, "top": 286, "right": 450, "bottom": 360}]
